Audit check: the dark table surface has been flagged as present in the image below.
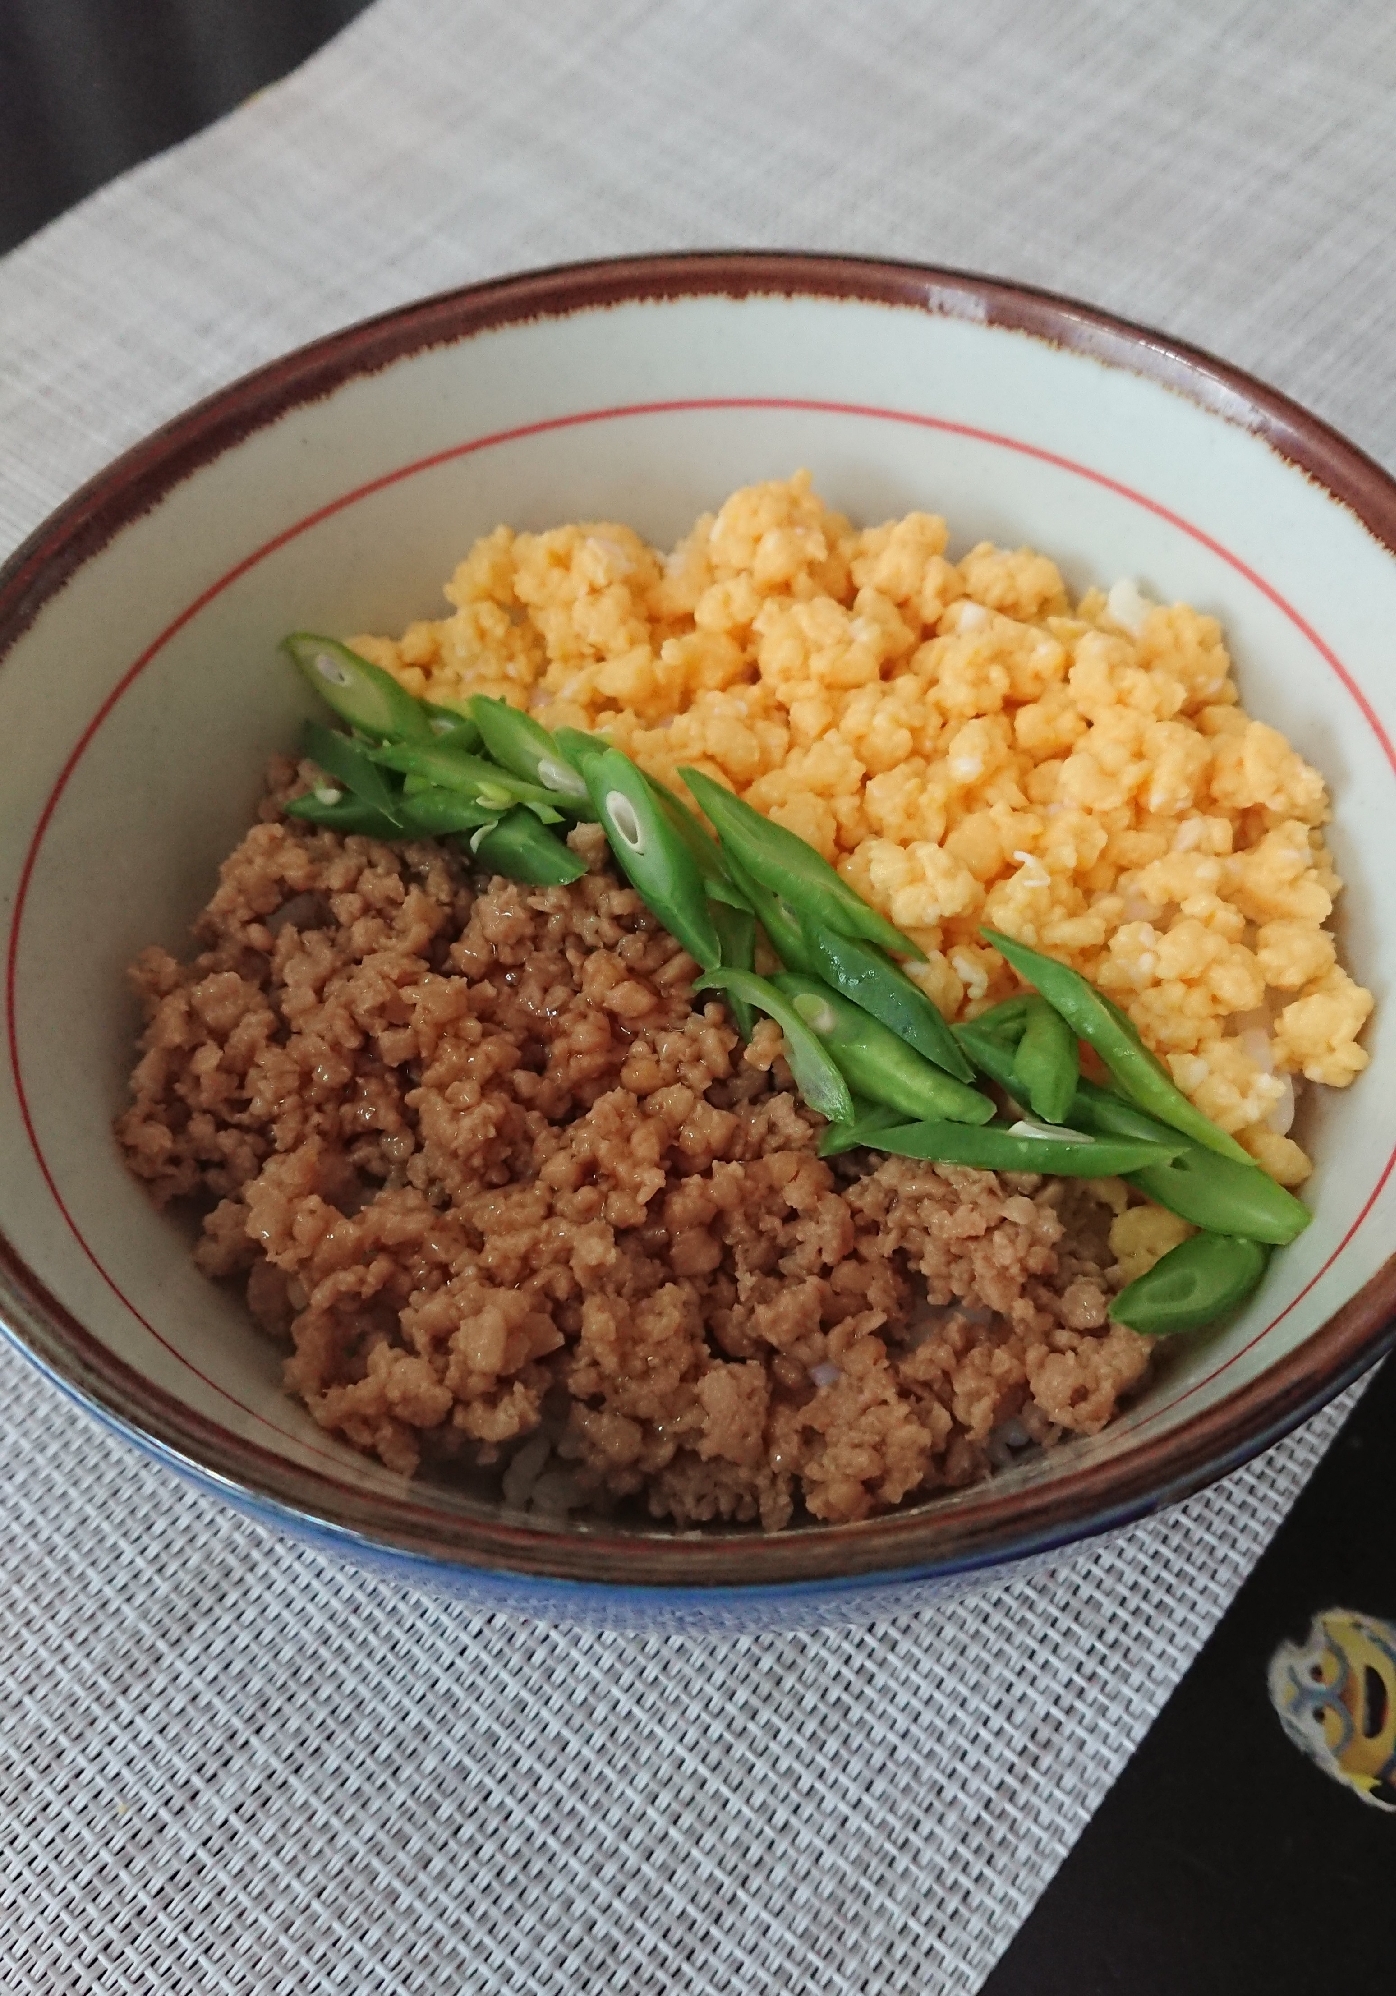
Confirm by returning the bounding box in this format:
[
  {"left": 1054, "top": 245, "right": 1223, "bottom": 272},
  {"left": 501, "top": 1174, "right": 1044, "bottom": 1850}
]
[
  {"left": 0, "top": 0, "right": 372, "bottom": 256},
  {"left": 984, "top": 1357, "right": 1396, "bottom": 1996},
  {"left": 3, "top": 7, "right": 1394, "bottom": 1991}
]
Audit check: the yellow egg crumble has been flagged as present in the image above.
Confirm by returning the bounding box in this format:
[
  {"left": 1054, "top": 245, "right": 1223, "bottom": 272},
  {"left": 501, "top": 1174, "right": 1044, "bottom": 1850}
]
[{"left": 354, "top": 472, "right": 1372, "bottom": 1184}]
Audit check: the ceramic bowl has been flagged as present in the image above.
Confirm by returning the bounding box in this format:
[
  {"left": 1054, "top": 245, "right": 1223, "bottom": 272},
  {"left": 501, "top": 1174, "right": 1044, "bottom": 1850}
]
[{"left": 2, "top": 254, "right": 1393, "bottom": 1631}]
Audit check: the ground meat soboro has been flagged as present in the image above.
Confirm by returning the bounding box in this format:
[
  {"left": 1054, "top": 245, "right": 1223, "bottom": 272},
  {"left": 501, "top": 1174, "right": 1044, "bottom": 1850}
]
[{"left": 116, "top": 764, "right": 1151, "bottom": 1531}]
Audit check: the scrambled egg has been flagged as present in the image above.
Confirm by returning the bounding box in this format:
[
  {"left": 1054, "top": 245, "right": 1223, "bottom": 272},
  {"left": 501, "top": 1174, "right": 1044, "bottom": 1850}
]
[
  {"left": 355, "top": 473, "right": 1372, "bottom": 1184},
  {"left": 1107, "top": 1204, "right": 1196, "bottom": 1283}
]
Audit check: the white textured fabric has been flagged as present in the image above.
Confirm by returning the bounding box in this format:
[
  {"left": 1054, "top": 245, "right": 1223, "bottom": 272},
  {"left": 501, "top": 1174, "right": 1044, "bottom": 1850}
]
[
  {"left": 0, "top": 3, "right": 1391, "bottom": 1989},
  {"left": 0, "top": 1339, "right": 1360, "bottom": 1995}
]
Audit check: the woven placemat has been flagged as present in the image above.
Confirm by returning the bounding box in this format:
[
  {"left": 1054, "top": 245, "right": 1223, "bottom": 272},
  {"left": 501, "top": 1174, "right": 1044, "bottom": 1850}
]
[
  {"left": 0, "top": 1339, "right": 1358, "bottom": 1993},
  {"left": 2, "top": 3, "right": 1391, "bottom": 1987}
]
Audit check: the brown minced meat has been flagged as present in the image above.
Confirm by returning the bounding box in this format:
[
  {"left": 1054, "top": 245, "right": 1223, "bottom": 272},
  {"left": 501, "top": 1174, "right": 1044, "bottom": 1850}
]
[{"left": 116, "top": 758, "right": 1151, "bottom": 1531}]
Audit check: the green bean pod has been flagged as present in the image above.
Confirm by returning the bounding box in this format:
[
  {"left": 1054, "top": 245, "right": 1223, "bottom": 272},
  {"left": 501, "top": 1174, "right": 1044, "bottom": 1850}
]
[
  {"left": 1012, "top": 996, "right": 1079, "bottom": 1123},
  {"left": 470, "top": 807, "right": 586, "bottom": 886},
  {"left": 818, "top": 1099, "right": 906, "bottom": 1158},
  {"left": 393, "top": 787, "right": 502, "bottom": 837},
  {"left": 421, "top": 701, "right": 483, "bottom": 752},
  {"left": 806, "top": 926, "right": 974, "bottom": 1081},
  {"left": 966, "top": 995, "right": 1035, "bottom": 1043},
  {"left": 553, "top": 727, "right": 613, "bottom": 777},
  {"left": 723, "top": 853, "right": 816, "bottom": 972},
  {"left": 865, "top": 1119, "right": 1186, "bottom": 1177},
  {"left": 1068, "top": 1079, "right": 1311, "bottom": 1244},
  {"left": 695, "top": 968, "right": 855, "bottom": 1124},
  {"left": 369, "top": 740, "right": 560, "bottom": 812},
  {"left": 1096, "top": 987, "right": 1149, "bottom": 1044},
  {"left": 301, "top": 720, "right": 404, "bottom": 824},
  {"left": 284, "top": 793, "right": 403, "bottom": 838},
  {"left": 981, "top": 926, "right": 1254, "bottom": 1165},
  {"left": 953, "top": 1019, "right": 1026, "bottom": 1095},
  {"left": 710, "top": 899, "right": 758, "bottom": 1037},
  {"left": 722, "top": 848, "right": 973, "bottom": 1080},
  {"left": 646, "top": 774, "right": 754, "bottom": 913},
  {"left": 963, "top": 1045, "right": 1314, "bottom": 1245},
  {"left": 586, "top": 749, "right": 722, "bottom": 970},
  {"left": 1110, "top": 1232, "right": 1270, "bottom": 1336},
  {"left": 681, "top": 766, "right": 925, "bottom": 961},
  {"left": 467, "top": 695, "right": 590, "bottom": 801},
  {"left": 771, "top": 973, "right": 993, "bottom": 1126},
  {"left": 283, "top": 633, "right": 434, "bottom": 743}
]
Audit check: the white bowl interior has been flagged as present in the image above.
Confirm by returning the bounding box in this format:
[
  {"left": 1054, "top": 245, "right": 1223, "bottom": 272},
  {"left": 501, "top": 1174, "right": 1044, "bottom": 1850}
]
[{"left": 2, "top": 288, "right": 1392, "bottom": 1522}]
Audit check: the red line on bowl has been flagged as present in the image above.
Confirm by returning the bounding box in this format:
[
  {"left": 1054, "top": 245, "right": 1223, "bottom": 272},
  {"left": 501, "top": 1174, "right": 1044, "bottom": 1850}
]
[{"left": 7, "top": 395, "right": 1394, "bottom": 1466}]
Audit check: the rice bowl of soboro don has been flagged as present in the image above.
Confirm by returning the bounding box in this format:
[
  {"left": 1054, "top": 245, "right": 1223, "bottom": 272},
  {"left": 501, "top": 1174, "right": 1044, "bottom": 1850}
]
[{"left": 1, "top": 255, "right": 1393, "bottom": 1630}]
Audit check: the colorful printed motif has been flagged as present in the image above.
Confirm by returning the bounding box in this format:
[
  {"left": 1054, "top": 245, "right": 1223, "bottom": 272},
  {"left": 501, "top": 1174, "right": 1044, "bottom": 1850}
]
[{"left": 1268, "top": 1609, "right": 1396, "bottom": 1812}]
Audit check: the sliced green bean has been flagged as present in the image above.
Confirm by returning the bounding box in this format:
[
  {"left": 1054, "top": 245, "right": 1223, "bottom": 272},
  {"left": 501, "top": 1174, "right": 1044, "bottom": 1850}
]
[
  {"left": 719, "top": 831, "right": 973, "bottom": 1079},
  {"left": 646, "top": 773, "right": 754, "bottom": 913},
  {"left": 284, "top": 792, "right": 402, "bottom": 838},
  {"left": 1012, "top": 996, "right": 1079, "bottom": 1124},
  {"left": 1133, "top": 1146, "right": 1312, "bottom": 1246},
  {"left": 393, "top": 787, "right": 502, "bottom": 837},
  {"left": 981, "top": 927, "right": 1253, "bottom": 1165},
  {"left": 694, "top": 968, "right": 855, "bottom": 1124},
  {"left": 283, "top": 633, "right": 433, "bottom": 743},
  {"left": 553, "top": 727, "right": 612, "bottom": 776},
  {"left": 369, "top": 740, "right": 559, "bottom": 811},
  {"left": 468, "top": 695, "right": 590, "bottom": 801},
  {"left": 421, "top": 701, "right": 483, "bottom": 752},
  {"left": 1096, "top": 988, "right": 1148, "bottom": 1044},
  {"left": 865, "top": 1120, "right": 1186, "bottom": 1177},
  {"left": 723, "top": 852, "right": 816, "bottom": 972},
  {"left": 710, "top": 899, "right": 758, "bottom": 1037},
  {"left": 681, "top": 766, "right": 925, "bottom": 961},
  {"left": 801, "top": 925, "right": 975, "bottom": 1081},
  {"left": 585, "top": 749, "right": 721, "bottom": 970},
  {"left": 988, "top": 1065, "right": 1304, "bottom": 1242},
  {"left": 1068, "top": 1079, "right": 1311, "bottom": 1244},
  {"left": 771, "top": 973, "right": 993, "bottom": 1126},
  {"left": 470, "top": 807, "right": 586, "bottom": 886},
  {"left": 301, "top": 720, "right": 403, "bottom": 824},
  {"left": 966, "top": 995, "right": 1035, "bottom": 1044},
  {"left": 953, "top": 1019, "right": 1025, "bottom": 1095},
  {"left": 1110, "top": 1232, "right": 1270, "bottom": 1336},
  {"left": 1065, "top": 1077, "right": 1176, "bottom": 1146},
  {"left": 818, "top": 1099, "right": 916, "bottom": 1158},
  {"left": 966, "top": 990, "right": 1283, "bottom": 1249}
]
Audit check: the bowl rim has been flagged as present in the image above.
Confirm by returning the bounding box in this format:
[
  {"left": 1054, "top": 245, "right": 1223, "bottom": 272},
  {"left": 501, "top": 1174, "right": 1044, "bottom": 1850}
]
[{"left": 2, "top": 248, "right": 1394, "bottom": 1595}]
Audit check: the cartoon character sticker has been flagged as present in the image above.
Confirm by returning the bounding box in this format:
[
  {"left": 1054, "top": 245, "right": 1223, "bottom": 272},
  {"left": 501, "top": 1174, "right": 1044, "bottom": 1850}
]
[{"left": 1269, "top": 1608, "right": 1396, "bottom": 1812}]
